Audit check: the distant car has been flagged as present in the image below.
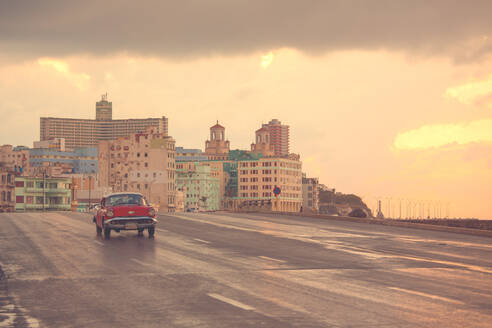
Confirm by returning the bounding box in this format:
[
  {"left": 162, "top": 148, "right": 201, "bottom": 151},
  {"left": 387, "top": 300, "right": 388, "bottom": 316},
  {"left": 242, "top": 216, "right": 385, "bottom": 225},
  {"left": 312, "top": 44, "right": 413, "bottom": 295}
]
[{"left": 93, "top": 192, "right": 157, "bottom": 239}]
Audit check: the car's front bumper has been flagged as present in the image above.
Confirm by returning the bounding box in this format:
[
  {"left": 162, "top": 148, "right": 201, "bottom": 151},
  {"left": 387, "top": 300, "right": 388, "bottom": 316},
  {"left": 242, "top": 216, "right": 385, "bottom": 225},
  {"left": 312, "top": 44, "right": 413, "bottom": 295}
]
[{"left": 105, "top": 216, "right": 157, "bottom": 230}]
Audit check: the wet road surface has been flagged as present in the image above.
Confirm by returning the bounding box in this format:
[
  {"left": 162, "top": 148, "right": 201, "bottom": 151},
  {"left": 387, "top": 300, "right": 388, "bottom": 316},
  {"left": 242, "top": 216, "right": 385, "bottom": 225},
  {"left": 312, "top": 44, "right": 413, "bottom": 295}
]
[{"left": 0, "top": 211, "right": 491, "bottom": 327}]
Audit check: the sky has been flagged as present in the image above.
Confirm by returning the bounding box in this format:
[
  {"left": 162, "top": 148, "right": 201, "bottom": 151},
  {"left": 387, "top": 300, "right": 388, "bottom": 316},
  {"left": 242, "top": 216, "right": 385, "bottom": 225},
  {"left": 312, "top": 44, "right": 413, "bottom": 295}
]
[{"left": 0, "top": 1, "right": 491, "bottom": 219}]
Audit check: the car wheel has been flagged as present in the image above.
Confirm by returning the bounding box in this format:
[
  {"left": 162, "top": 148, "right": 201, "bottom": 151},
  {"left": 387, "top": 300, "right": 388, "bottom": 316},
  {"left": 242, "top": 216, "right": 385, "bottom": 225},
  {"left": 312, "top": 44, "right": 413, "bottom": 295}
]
[
  {"left": 104, "top": 227, "right": 111, "bottom": 239},
  {"left": 148, "top": 227, "right": 155, "bottom": 238},
  {"left": 96, "top": 224, "right": 102, "bottom": 235}
]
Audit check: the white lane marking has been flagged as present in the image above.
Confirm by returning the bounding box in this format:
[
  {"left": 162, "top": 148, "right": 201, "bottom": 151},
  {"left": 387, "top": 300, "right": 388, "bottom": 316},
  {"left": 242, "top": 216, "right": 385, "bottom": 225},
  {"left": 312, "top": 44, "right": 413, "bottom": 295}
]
[
  {"left": 157, "top": 228, "right": 168, "bottom": 233},
  {"left": 388, "top": 287, "right": 464, "bottom": 305},
  {"left": 207, "top": 293, "right": 255, "bottom": 311},
  {"left": 93, "top": 240, "right": 104, "bottom": 246},
  {"left": 258, "top": 256, "right": 285, "bottom": 263},
  {"left": 130, "top": 258, "right": 152, "bottom": 267},
  {"left": 193, "top": 238, "right": 210, "bottom": 244}
]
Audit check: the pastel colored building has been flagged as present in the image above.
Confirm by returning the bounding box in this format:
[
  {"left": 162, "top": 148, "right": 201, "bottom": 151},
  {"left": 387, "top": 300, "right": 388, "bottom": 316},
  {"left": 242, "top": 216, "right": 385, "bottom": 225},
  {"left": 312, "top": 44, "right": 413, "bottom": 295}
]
[
  {"left": 29, "top": 147, "right": 98, "bottom": 174},
  {"left": 0, "top": 145, "right": 29, "bottom": 172},
  {"left": 40, "top": 95, "right": 169, "bottom": 149},
  {"left": 14, "top": 176, "right": 72, "bottom": 211},
  {"left": 176, "top": 163, "right": 220, "bottom": 211},
  {"left": 176, "top": 147, "right": 208, "bottom": 162},
  {"left": 0, "top": 165, "right": 15, "bottom": 212},
  {"left": 97, "top": 127, "right": 176, "bottom": 212},
  {"left": 229, "top": 154, "right": 302, "bottom": 212},
  {"left": 302, "top": 176, "right": 319, "bottom": 213},
  {"left": 33, "top": 138, "right": 66, "bottom": 151}
]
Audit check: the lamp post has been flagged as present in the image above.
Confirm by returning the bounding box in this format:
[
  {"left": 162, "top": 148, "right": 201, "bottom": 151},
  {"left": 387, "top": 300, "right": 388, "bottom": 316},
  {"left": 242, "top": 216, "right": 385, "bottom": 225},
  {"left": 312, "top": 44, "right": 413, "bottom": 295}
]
[{"left": 88, "top": 175, "right": 92, "bottom": 211}]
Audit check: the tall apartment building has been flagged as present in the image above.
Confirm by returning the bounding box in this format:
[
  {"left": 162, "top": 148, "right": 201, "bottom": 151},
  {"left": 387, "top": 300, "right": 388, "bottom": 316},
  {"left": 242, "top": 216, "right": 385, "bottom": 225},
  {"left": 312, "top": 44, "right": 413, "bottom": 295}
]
[
  {"left": 262, "top": 119, "right": 289, "bottom": 156},
  {"left": 40, "top": 95, "right": 168, "bottom": 149},
  {"left": 97, "top": 128, "right": 176, "bottom": 212}
]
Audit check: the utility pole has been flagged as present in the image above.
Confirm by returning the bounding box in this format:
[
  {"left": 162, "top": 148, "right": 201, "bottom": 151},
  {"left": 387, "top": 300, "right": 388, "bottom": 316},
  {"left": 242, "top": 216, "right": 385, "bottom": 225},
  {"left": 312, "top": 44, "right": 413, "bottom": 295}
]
[{"left": 43, "top": 168, "right": 46, "bottom": 212}]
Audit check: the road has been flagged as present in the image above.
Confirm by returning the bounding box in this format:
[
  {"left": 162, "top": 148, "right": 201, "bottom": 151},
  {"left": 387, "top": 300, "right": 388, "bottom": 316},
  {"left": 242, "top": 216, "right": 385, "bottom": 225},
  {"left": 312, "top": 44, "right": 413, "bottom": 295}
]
[{"left": 0, "top": 211, "right": 491, "bottom": 328}]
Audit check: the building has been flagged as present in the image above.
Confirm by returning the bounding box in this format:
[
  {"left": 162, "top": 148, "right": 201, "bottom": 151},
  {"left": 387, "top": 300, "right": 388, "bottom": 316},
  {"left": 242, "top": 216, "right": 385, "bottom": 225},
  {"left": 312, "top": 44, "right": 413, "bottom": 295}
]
[
  {"left": 29, "top": 147, "right": 98, "bottom": 174},
  {"left": 262, "top": 119, "right": 289, "bottom": 156},
  {"left": 302, "top": 176, "right": 319, "bottom": 213},
  {"left": 33, "top": 138, "right": 66, "bottom": 151},
  {"left": 0, "top": 145, "right": 29, "bottom": 172},
  {"left": 225, "top": 154, "right": 303, "bottom": 213},
  {"left": 204, "top": 121, "right": 230, "bottom": 160},
  {"left": 40, "top": 95, "right": 169, "bottom": 149},
  {"left": 176, "top": 163, "right": 220, "bottom": 211},
  {"left": 97, "top": 127, "right": 176, "bottom": 212},
  {"left": 0, "top": 164, "right": 15, "bottom": 212},
  {"left": 176, "top": 158, "right": 232, "bottom": 210},
  {"left": 251, "top": 126, "right": 275, "bottom": 157},
  {"left": 14, "top": 176, "right": 72, "bottom": 211},
  {"left": 176, "top": 147, "right": 208, "bottom": 162}
]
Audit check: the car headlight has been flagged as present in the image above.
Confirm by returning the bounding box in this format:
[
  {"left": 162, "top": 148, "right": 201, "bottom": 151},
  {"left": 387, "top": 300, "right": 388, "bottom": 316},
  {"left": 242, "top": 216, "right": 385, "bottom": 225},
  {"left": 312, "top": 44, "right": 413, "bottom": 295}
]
[
  {"left": 148, "top": 208, "right": 155, "bottom": 217},
  {"left": 106, "top": 209, "right": 114, "bottom": 217}
]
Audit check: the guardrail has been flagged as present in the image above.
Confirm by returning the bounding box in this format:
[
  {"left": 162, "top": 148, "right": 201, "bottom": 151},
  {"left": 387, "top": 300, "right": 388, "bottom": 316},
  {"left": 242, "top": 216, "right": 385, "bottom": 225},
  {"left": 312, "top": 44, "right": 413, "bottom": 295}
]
[{"left": 230, "top": 211, "right": 492, "bottom": 238}]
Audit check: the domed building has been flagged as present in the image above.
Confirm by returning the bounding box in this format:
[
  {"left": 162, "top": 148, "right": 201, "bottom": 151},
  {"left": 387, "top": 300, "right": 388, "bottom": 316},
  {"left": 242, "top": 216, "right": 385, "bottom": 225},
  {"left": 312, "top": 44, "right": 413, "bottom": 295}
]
[{"left": 204, "top": 121, "right": 230, "bottom": 160}]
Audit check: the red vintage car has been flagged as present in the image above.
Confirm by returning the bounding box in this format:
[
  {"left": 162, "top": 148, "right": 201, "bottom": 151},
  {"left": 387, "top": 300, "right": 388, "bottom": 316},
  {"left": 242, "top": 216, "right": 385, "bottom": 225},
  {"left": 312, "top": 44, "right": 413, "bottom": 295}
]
[{"left": 93, "top": 192, "right": 157, "bottom": 239}]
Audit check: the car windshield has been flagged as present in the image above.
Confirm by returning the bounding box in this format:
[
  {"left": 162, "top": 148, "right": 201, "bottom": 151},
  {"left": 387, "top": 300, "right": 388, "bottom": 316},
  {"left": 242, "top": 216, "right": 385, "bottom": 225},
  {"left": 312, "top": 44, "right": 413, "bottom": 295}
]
[{"left": 106, "top": 194, "right": 147, "bottom": 206}]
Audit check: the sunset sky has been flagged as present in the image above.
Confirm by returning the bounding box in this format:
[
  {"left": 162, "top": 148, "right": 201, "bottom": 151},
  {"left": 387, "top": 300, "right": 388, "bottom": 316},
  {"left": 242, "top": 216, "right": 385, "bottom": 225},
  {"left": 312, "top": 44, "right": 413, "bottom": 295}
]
[{"left": 0, "top": 1, "right": 491, "bottom": 218}]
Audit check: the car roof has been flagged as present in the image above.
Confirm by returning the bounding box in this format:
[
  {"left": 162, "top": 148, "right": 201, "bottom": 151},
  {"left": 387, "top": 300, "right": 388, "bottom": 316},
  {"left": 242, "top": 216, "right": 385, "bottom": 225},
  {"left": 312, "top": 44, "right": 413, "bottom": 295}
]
[{"left": 105, "top": 192, "right": 144, "bottom": 197}]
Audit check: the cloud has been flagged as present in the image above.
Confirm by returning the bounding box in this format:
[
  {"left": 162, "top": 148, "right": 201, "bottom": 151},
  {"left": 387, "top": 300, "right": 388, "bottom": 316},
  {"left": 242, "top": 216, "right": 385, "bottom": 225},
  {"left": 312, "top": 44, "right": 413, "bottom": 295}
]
[
  {"left": 394, "top": 119, "right": 492, "bottom": 150},
  {"left": 261, "top": 52, "right": 274, "bottom": 68},
  {"left": 0, "top": 1, "right": 491, "bottom": 61},
  {"left": 38, "top": 58, "right": 90, "bottom": 90},
  {"left": 444, "top": 75, "right": 492, "bottom": 107}
]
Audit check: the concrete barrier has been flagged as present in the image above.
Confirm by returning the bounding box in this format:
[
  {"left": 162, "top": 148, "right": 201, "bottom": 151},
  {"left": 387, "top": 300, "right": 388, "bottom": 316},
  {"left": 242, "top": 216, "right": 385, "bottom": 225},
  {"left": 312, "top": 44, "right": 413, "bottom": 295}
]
[{"left": 230, "top": 211, "right": 492, "bottom": 238}]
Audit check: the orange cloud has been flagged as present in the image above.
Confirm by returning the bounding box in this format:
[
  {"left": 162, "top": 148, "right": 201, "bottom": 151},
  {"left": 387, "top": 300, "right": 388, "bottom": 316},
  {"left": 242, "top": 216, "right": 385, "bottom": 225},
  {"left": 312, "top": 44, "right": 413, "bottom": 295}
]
[
  {"left": 38, "top": 58, "right": 90, "bottom": 90},
  {"left": 444, "top": 75, "right": 492, "bottom": 107},
  {"left": 394, "top": 119, "right": 492, "bottom": 150}
]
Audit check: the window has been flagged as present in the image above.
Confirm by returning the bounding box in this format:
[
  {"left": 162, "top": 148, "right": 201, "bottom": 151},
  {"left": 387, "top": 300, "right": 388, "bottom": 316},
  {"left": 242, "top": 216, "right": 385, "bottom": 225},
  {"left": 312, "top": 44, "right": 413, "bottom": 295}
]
[
  {"left": 49, "top": 183, "right": 57, "bottom": 189},
  {"left": 7, "top": 192, "right": 11, "bottom": 201},
  {"left": 16, "top": 196, "right": 24, "bottom": 203},
  {"left": 1, "top": 191, "right": 5, "bottom": 201},
  {"left": 145, "top": 163, "right": 148, "bottom": 167},
  {"left": 144, "top": 153, "right": 148, "bottom": 157},
  {"left": 36, "top": 196, "right": 44, "bottom": 204},
  {"left": 26, "top": 196, "right": 33, "bottom": 204},
  {"left": 15, "top": 180, "right": 24, "bottom": 187}
]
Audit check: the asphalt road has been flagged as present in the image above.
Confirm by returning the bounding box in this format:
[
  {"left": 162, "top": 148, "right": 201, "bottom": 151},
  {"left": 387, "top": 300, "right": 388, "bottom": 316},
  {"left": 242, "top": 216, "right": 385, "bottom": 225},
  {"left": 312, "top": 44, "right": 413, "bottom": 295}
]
[{"left": 0, "top": 211, "right": 491, "bottom": 328}]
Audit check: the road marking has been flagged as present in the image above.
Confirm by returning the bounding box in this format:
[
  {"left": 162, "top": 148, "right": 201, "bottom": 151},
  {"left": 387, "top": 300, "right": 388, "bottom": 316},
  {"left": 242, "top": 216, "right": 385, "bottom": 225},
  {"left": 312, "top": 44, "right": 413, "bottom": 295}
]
[
  {"left": 388, "top": 287, "right": 464, "bottom": 305},
  {"left": 157, "top": 228, "right": 168, "bottom": 233},
  {"left": 193, "top": 238, "right": 210, "bottom": 244},
  {"left": 130, "top": 258, "right": 152, "bottom": 267},
  {"left": 93, "top": 240, "right": 104, "bottom": 246},
  {"left": 207, "top": 293, "right": 255, "bottom": 311},
  {"left": 258, "top": 256, "right": 285, "bottom": 263}
]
